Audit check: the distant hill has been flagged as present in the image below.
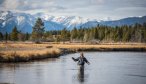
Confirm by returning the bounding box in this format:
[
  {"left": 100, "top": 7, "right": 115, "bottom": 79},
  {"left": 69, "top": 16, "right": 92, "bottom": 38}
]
[
  {"left": 100, "top": 16, "right": 146, "bottom": 26},
  {"left": 0, "top": 11, "right": 146, "bottom": 33}
]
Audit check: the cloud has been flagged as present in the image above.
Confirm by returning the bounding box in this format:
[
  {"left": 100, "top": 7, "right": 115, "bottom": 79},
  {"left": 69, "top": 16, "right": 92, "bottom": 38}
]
[
  {"left": 0, "top": 0, "right": 5, "bottom": 5},
  {"left": 0, "top": 0, "right": 19, "bottom": 10},
  {"left": 0, "top": 0, "right": 66, "bottom": 11},
  {"left": 0, "top": 0, "right": 146, "bottom": 20}
]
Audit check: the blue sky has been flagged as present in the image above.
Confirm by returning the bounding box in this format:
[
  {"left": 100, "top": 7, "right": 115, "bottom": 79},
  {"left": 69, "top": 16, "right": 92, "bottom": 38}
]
[{"left": 0, "top": 0, "right": 146, "bottom": 20}]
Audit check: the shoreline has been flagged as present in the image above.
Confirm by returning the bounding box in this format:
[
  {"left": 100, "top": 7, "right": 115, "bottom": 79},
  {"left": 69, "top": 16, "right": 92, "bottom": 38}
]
[{"left": 0, "top": 43, "right": 146, "bottom": 63}]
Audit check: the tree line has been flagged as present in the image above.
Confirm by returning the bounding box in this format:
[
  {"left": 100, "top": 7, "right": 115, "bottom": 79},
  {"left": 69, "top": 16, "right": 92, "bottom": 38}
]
[
  {"left": 0, "top": 26, "right": 30, "bottom": 42},
  {"left": 0, "top": 18, "right": 146, "bottom": 43}
]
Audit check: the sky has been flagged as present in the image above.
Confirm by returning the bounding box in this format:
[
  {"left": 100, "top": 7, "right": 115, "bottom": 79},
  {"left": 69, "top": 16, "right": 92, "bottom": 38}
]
[{"left": 0, "top": 0, "right": 146, "bottom": 20}]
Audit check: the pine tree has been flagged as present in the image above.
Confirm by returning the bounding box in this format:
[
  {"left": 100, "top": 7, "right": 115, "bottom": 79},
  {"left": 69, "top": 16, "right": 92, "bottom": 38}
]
[
  {"left": 31, "top": 18, "right": 45, "bottom": 43},
  {"left": 94, "top": 28, "right": 98, "bottom": 39},
  {"left": 83, "top": 31, "right": 89, "bottom": 42},
  {"left": 11, "top": 26, "right": 18, "bottom": 41},
  {"left": 18, "top": 32, "right": 25, "bottom": 41},
  {"left": 0, "top": 32, "right": 3, "bottom": 41},
  {"left": 71, "top": 28, "right": 78, "bottom": 41},
  {"left": 143, "top": 23, "right": 146, "bottom": 42},
  {"left": 61, "top": 28, "right": 68, "bottom": 43},
  {"left": 25, "top": 32, "right": 29, "bottom": 41},
  {"left": 4, "top": 32, "right": 8, "bottom": 43}
]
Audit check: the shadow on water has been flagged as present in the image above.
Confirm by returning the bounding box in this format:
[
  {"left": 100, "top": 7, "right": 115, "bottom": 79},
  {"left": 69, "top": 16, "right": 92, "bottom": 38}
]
[
  {"left": 77, "top": 65, "right": 90, "bottom": 84},
  {"left": 126, "top": 74, "right": 146, "bottom": 78},
  {"left": 72, "top": 65, "right": 89, "bottom": 84},
  {"left": 77, "top": 65, "right": 85, "bottom": 83},
  {"left": 0, "top": 57, "right": 59, "bottom": 68},
  {"left": 0, "top": 58, "right": 59, "bottom": 84}
]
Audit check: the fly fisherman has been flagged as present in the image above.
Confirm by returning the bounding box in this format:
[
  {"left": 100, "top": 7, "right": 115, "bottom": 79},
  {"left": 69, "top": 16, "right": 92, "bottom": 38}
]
[{"left": 72, "top": 52, "right": 90, "bottom": 70}]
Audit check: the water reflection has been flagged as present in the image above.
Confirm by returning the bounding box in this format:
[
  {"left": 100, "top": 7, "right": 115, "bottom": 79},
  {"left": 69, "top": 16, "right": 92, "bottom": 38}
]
[
  {"left": 77, "top": 66, "right": 85, "bottom": 83},
  {"left": 0, "top": 58, "right": 59, "bottom": 69},
  {"left": 0, "top": 52, "right": 146, "bottom": 84}
]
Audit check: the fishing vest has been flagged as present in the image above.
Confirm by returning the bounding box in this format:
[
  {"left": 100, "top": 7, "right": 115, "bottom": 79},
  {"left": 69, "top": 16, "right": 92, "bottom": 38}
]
[{"left": 78, "top": 57, "right": 85, "bottom": 65}]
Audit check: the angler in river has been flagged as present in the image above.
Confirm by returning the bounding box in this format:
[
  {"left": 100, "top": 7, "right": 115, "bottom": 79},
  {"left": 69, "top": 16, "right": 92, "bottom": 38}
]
[
  {"left": 72, "top": 52, "right": 90, "bottom": 71},
  {"left": 72, "top": 52, "right": 90, "bottom": 82}
]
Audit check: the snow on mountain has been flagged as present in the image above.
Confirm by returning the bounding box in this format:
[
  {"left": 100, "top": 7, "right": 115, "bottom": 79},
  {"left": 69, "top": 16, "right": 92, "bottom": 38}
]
[
  {"left": 34, "top": 13, "right": 92, "bottom": 30},
  {"left": 0, "top": 11, "right": 13, "bottom": 21},
  {"left": 0, "top": 11, "right": 36, "bottom": 33},
  {"left": 0, "top": 11, "right": 146, "bottom": 33},
  {"left": 0, "top": 11, "right": 65, "bottom": 33}
]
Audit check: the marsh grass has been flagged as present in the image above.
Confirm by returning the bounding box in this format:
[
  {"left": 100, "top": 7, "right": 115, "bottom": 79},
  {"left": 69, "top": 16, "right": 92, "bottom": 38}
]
[
  {"left": 0, "top": 43, "right": 61, "bottom": 62},
  {"left": 51, "top": 43, "right": 146, "bottom": 51},
  {"left": 0, "top": 42, "right": 146, "bottom": 62}
]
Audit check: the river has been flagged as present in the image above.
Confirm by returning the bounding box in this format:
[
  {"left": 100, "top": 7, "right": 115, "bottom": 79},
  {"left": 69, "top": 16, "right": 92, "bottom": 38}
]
[{"left": 0, "top": 52, "right": 146, "bottom": 84}]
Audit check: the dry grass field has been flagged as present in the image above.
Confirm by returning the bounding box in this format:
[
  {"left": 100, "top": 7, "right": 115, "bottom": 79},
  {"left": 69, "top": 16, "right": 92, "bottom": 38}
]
[
  {"left": 0, "top": 42, "right": 61, "bottom": 62},
  {"left": 0, "top": 42, "right": 146, "bottom": 62},
  {"left": 49, "top": 42, "right": 146, "bottom": 51}
]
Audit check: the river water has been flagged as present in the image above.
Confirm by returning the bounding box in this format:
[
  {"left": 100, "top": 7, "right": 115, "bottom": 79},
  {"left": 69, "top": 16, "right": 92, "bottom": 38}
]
[{"left": 0, "top": 52, "right": 146, "bottom": 84}]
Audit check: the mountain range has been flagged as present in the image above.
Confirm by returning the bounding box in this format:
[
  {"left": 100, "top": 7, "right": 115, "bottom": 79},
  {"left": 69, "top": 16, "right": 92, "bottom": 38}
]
[{"left": 0, "top": 11, "right": 146, "bottom": 33}]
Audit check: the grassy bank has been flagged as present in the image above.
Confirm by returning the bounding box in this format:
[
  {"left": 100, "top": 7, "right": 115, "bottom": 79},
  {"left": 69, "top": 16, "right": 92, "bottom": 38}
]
[
  {"left": 0, "top": 42, "right": 146, "bottom": 63},
  {"left": 51, "top": 43, "right": 146, "bottom": 51},
  {"left": 0, "top": 43, "right": 61, "bottom": 62}
]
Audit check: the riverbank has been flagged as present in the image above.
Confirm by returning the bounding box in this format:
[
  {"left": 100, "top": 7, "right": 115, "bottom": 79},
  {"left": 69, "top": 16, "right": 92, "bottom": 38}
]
[
  {"left": 0, "top": 42, "right": 146, "bottom": 63},
  {"left": 51, "top": 43, "right": 146, "bottom": 52},
  {"left": 0, "top": 42, "right": 62, "bottom": 62}
]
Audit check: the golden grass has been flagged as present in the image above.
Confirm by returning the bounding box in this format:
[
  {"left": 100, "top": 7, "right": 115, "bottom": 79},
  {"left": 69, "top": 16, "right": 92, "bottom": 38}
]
[
  {"left": 0, "top": 43, "right": 61, "bottom": 62},
  {"left": 0, "top": 42, "right": 146, "bottom": 62},
  {"left": 51, "top": 43, "right": 146, "bottom": 50},
  {"left": 0, "top": 48, "right": 60, "bottom": 57}
]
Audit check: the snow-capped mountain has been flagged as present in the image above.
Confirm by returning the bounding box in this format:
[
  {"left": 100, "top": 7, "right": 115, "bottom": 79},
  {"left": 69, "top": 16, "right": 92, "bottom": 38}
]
[
  {"left": 0, "top": 11, "right": 35, "bottom": 33},
  {"left": 100, "top": 16, "right": 146, "bottom": 26},
  {"left": 0, "top": 11, "right": 98, "bottom": 33},
  {"left": 34, "top": 13, "right": 92, "bottom": 29},
  {"left": 0, "top": 11, "right": 146, "bottom": 33}
]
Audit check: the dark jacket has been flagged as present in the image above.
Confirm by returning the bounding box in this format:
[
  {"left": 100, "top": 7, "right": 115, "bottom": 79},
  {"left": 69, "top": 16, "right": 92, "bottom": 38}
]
[{"left": 72, "top": 57, "right": 89, "bottom": 65}]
